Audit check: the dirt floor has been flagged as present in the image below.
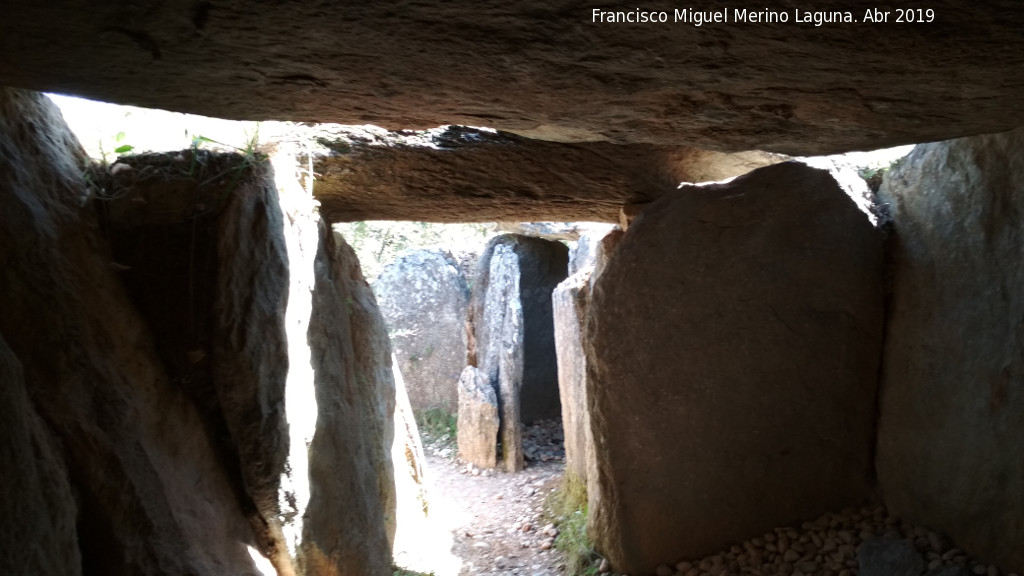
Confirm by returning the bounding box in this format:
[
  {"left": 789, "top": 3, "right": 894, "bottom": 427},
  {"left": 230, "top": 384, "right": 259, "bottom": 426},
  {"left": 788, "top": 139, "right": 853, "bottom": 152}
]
[{"left": 393, "top": 420, "right": 569, "bottom": 576}]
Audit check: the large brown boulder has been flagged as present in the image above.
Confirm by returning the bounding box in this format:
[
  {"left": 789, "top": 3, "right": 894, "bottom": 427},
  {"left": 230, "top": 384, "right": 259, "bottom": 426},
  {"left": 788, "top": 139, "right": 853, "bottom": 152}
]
[
  {"left": 586, "top": 162, "right": 884, "bottom": 573},
  {"left": 876, "top": 128, "right": 1024, "bottom": 574},
  {"left": 4, "top": 3, "right": 1024, "bottom": 154},
  {"left": 375, "top": 249, "right": 470, "bottom": 414}
]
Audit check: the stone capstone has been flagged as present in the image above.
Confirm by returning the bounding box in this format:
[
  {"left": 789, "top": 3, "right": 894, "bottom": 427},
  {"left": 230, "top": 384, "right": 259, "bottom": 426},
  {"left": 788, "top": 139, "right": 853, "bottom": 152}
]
[
  {"left": 308, "top": 125, "right": 780, "bottom": 223},
  {"left": 456, "top": 366, "right": 501, "bottom": 469},
  {"left": 876, "top": 127, "right": 1024, "bottom": 574},
  {"left": 585, "top": 162, "right": 884, "bottom": 574},
  {"left": 5, "top": 3, "right": 1024, "bottom": 154},
  {"left": 375, "top": 249, "right": 470, "bottom": 414}
]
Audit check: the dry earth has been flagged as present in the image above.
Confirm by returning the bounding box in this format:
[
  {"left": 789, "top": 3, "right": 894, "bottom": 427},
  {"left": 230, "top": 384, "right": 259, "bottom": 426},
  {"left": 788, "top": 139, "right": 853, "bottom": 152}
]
[{"left": 394, "top": 420, "right": 569, "bottom": 576}]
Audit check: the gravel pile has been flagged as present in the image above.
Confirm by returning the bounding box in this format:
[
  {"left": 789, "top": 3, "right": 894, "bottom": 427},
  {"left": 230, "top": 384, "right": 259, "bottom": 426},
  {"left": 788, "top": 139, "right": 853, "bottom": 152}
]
[
  {"left": 522, "top": 418, "right": 565, "bottom": 463},
  {"left": 629, "top": 506, "right": 1018, "bottom": 576}
]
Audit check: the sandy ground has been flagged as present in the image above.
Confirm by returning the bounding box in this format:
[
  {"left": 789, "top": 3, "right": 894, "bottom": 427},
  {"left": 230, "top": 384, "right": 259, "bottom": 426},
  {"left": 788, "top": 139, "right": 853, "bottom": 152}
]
[{"left": 393, "top": 428, "right": 568, "bottom": 576}]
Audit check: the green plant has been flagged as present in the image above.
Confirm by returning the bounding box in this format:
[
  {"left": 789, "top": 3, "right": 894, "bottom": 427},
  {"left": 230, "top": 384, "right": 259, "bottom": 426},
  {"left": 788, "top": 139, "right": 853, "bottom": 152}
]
[
  {"left": 545, "top": 472, "right": 600, "bottom": 575},
  {"left": 97, "top": 131, "right": 135, "bottom": 165},
  {"left": 414, "top": 408, "right": 457, "bottom": 443}
]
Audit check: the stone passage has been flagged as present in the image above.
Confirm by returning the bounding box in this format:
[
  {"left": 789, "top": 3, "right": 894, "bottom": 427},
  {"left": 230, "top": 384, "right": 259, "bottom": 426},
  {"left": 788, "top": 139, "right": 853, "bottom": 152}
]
[
  {"left": 467, "top": 234, "right": 569, "bottom": 472},
  {"left": 586, "top": 162, "right": 885, "bottom": 574},
  {"left": 876, "top": 126, "right": 1024, "bottom": 573},
  {"left": 375, "top": 248, "right": 470, "bottom": 414}
]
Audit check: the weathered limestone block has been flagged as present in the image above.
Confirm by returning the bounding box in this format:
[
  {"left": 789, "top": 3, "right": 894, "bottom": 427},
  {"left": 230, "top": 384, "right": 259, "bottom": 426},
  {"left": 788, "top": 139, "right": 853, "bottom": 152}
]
[
  {"left": 375, "top": 249, "right": 470, "bottom": 414},
  {"left": 0, "top": 88, "right": 259, "bottom": 575},
  {"left": 299, "top": 225, "right": 395, "bottom": 576},
  {"left": 553, "top": 269, "right": 593, "bottom": 483},
  {"left": 470, "top": 234, "right": 568, "bottom": 471},
  {"left": 0, "top": 333, "right": 81, "bottom": 576},
  {"left": 586, "top": 162, "right": 884, "bottom": 574},
  {"left": 876, "top": 128, "right": 1024, "bottom": 574},
  {"left": 457, "top": 366, "right": 501, "bottom": 468}
]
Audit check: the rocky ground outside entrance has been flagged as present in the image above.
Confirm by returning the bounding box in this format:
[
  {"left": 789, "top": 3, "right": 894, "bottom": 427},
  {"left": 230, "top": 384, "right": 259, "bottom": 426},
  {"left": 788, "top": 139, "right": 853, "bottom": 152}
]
[{"left": 394, "top": 419, "right": 570, "bottom": 576}]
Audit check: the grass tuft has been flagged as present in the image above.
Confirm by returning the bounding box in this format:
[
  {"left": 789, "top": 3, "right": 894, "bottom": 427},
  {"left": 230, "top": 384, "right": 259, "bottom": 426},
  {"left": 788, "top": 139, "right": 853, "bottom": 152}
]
[
  {"left": 414, "top": 408, "right": 457, "bottom": 444},
  {"left": 545, "top": 472, "right": 600, "bottom": 575}
]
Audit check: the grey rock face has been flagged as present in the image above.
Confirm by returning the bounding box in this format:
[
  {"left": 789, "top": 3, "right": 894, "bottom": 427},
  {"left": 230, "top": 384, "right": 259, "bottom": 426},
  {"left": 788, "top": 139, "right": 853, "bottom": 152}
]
[
  {"left": 469, "top": 234, "right": 568, "bottom": 471},
  {"left": 857, "top": 538, "right": 925, "bottom": 576},
  {"left": 375, "top": 249, "right": 470, "bottom": 414},
  {"left": 876, "top": 127, "right": 1024, "bottom": 574},
  {"left": 586, "top": 162, "right": 884, "bottom": 574},
  {"left": 552, "top": 269, "right": 593, "bottom": 483},
  {"left": 456, "top": 366, "right": 500, "bottom": 469}
]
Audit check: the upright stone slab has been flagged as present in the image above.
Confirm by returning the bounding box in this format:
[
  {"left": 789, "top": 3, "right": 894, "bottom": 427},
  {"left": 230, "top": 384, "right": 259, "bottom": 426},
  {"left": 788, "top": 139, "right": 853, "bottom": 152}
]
[
  {"left": 0, "top": 334, "right": 81, "bottom": 576},
  {"left": 876, "top": 128, "right": 1024, "bottom": 574},
  {"left": 553, "top": 229, "right": 620, "bottom": 484},
  {"left": 0, "top": 89, "right": 260, "bottom": 576},
  {"left": 375, "top": 249, "right": 470, "bottom": 413},
  {"left": 457, "top": 366, "right": 500, "bottom": 468},
  {"left": 587, "top": 162, "right": 884, "bottom": 574},
  {"left": 470, "top": 234, "right": 568, "bottom": 471}
]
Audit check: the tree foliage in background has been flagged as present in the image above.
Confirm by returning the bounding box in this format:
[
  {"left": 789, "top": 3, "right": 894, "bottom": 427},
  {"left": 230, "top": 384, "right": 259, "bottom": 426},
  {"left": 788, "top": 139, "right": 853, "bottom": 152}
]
[{"left": 333, "top": 221, "right": 496, "bottom": 282}]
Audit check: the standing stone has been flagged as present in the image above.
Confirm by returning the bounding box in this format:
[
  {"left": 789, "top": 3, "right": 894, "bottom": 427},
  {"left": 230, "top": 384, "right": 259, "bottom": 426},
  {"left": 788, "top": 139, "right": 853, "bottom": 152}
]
[
  {"left": 375, "top": 249, "right": 470, "bottom": 414},
  {"left": 586, "top": 162, "right": 884, "bottom": 574},
  {"left": 469, "top": 235, "right": 568, "bottom": 471},
  {"left": 553, "top": 268, "right": 593, "bottom": 483},
  {"left": 0, "top": 333, "right": 81, "bottom": 576},
  {"left": 0, "top": 88, "right": 260, "bottom": 576},
  {"left": 456, "top": 366, "right": 500, "bottom": 468},
  {"left": 876, "top": 127, "right": 1024, "bottom": 574}
]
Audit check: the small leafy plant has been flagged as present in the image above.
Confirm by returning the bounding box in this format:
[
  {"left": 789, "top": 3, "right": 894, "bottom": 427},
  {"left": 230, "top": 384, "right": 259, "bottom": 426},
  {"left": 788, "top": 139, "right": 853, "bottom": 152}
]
[{"left": 414, "top": 408, "right": 457, "bottom": 444}]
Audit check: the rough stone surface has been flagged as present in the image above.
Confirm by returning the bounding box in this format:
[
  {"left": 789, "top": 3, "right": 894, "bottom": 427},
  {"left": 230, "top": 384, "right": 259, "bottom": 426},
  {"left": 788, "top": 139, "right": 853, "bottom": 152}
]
[
  {"left": 375, "top": 249, "right": 470, "bottom": 414},
  {"left": 310, "top": 125, "right": 779, "bottom": 222},
  {"left": 456, "top": 366, "right": 501, "bottom": 469},
  {"left": 876, "top": 127, "right": 1024, "bottom": 574},
  {"left": 5, "top": 3, "right": 1024, "bottom": 154},
  {"left": 0, "top": 333, "right": 81, "bottom": 576},
  {"left": 0, "top": 89, "right": 396, "bottom": 575},
  {"left": 299, "top": 226, "right": 395, "bottom": 576},
  {"left": 552, "top": 267, "right": 593, "bottom": 483},
  {"left": 586, "top": 162, "right": 884, "bottom": 574},
  {"left": 469, "top": 235, "right": 569, "bottom": 471},
  {"left": 857, "top": 538, "right": 925, "bottom": 576},
  {"left": 0, "top": 88, "right": 259, "bottom": 575}
]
